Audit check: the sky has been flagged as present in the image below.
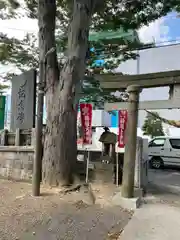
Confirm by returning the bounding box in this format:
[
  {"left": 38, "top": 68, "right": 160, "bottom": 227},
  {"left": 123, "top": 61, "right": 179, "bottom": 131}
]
[{"left": 138, "top": 11, "right": 180, "bottom": 44}]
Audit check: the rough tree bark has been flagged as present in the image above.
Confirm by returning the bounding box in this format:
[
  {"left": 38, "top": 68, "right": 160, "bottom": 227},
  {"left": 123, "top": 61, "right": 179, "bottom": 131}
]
[{"left": 40, "top": 0, "right": 98, "bottom": 186}]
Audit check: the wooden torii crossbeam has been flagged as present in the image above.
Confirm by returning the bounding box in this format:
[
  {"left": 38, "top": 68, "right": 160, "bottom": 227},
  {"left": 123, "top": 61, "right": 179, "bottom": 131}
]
[{"left": 105, "top": 100, "right": 180, "bottom": 111}]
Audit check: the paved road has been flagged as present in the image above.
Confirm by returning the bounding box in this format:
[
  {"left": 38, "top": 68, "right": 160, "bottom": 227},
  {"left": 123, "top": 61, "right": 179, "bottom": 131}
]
[
  {"left": 120, "top": 203, "right": 180, "bottom": 240},
  {"left": 119, "top": 167, "right": 180, "bottom": 240},
  {"left": 148, "top": 167, "right": 180, "bottom": 188},
  {"left": 147, "top": 168, "right": 180, "bottom": 207}
]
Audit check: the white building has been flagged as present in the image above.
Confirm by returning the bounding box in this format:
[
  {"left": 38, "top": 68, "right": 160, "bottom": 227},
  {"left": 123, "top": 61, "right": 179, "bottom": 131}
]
[{"left": 116, "top": 43, "right": 180, "bottom": 137}]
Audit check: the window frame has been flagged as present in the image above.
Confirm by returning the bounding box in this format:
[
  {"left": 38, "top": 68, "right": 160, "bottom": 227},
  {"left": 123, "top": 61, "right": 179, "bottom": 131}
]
[
  {"left": 169, "top": 138, "right": 180, "bottom": 149},
  {"left": 148, "top": 138, "right": 166, "bottom": 148}
]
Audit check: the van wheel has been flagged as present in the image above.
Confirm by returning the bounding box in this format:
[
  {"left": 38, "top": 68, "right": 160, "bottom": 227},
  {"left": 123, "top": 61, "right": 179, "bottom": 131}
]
[{"left": 151, "top": 157, "right": 163, "bottom": 169}]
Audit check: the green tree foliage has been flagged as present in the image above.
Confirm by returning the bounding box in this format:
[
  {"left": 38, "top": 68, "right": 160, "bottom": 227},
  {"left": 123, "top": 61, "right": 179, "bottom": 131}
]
[
  {"left": 0, "top": 0, "right": 179, "bottom": 107},
  {"left": 142, "top": 112, "right": 165, "bottom": 138}
]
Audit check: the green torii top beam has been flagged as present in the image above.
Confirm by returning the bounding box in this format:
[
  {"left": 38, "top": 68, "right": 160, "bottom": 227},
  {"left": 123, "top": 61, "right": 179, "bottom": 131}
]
[
  {"left": 89, "top": 29, "right": 139, "bottom": 44},
  {"left": 96, "top": 70, "right": 180, "bottom": 90}
]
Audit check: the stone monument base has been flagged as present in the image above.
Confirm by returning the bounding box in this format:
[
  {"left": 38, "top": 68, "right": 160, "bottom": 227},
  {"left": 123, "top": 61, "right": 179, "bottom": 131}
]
[{"left": 93, "top": 162, "right": 114, "bottom": 183}]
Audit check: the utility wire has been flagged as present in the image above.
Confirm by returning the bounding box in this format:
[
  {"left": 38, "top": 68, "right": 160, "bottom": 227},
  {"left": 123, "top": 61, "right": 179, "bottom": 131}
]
[
  {"left": 1, "top": 25, "right": 180, "bottom": 47},
  {"left": 1, "top": 26, "right": 37, "bottom": 33}
]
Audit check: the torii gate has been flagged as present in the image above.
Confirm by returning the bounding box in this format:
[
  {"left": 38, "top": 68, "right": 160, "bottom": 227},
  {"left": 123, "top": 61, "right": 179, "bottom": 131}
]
[{"left": 96, "top": 70, "right": 180, "bottom": 198}]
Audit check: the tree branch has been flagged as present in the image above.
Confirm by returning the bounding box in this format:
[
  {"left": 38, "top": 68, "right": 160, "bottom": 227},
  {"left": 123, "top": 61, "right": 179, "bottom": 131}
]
[
  {"left": 146, "top": 110, "right": 180, "bottom": 128},
  {"left": 38, "top": 0, "right": 59, "bottom": 89}
]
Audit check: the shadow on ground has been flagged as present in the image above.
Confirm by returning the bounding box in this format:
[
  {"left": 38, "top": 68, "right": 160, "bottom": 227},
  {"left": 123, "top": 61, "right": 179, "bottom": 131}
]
[
  {"left": 0, "top": 179, "right": 132, "bottom": 240},
  {"left": 21, "top": 202, "right": 132, "bottom": 240}
]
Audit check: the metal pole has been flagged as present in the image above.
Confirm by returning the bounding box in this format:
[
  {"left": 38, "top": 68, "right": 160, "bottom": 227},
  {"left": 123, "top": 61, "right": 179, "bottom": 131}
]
[
  {"left": 86, "top": 150, "right": 90, "bottom": 183},
  {"left": 32, "top": 48, "right": 55, "bottom": 196},
  {"left": 121, "top": 85, "right": 141, "bottom": 198},
  {"left": 32, "top": 61, "right": 45, "bottom": 196},
  {"left": 116, "top": 152, "right": 119, "bottom": 187}
]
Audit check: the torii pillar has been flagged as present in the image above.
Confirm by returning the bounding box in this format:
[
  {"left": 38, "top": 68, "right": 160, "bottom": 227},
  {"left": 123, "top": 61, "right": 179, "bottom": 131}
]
[{"left": 121, "top": 85, "right": 142, "bottom": 198}]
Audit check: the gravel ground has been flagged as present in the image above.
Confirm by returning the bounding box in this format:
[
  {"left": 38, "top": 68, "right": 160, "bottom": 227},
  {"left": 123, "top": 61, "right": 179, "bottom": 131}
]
[{"left": 0, "top": 180, "right": 132, "bottom": 240}]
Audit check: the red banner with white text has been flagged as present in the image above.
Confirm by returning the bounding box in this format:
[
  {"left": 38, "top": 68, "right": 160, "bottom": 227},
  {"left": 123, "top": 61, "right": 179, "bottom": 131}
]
[
  {"left": 80, "top": 103, "right": 92, "bottom": 145},
  {"left": 118, "top": 110, "right": 128, "bottom": 148}
]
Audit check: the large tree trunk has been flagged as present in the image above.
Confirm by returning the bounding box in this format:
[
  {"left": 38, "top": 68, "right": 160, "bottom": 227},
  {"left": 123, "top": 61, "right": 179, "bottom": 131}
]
[{"left": 40, "top": 0, "right": 96, "bottom": 186}]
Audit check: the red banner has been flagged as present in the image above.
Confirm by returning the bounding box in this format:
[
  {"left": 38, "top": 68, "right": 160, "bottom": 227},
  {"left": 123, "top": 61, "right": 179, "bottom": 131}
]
[
  {"left": 80, "top": 103, "right": 92, "bottom": 144},
  {"left": 118, "top": 110, "right": 128, "bottom": 148}
]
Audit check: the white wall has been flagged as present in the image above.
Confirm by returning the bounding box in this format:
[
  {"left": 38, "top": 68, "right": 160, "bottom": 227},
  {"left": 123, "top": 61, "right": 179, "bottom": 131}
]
[
  {"left": 117, "top": 44, "right": 180, "bottom": 74},
  {"left": 117, "top": 44, "right": 180, "bottom": 131},
  {"left": 78, "top": 127, "right": 150, "bottom": 152}
]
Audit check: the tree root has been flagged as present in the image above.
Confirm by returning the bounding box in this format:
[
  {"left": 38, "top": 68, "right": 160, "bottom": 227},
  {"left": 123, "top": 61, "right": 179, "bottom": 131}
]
[{"left": 59, "top": 183, "right": 96, "bottom": 204}]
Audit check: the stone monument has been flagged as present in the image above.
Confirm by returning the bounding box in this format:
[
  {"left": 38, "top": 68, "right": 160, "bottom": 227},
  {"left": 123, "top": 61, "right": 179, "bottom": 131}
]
[
  {"left": 134, "top": 137, "right": 149, "bottom": 193},
  {"left": 10, "top": 69, "right": 36, "bottom": 131}
]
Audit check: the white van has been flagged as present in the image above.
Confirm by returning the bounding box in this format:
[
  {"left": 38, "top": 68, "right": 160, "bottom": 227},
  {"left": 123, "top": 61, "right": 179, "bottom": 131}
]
[{"left": 148, "top": 136, "right": 180, "bottom": 169}]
